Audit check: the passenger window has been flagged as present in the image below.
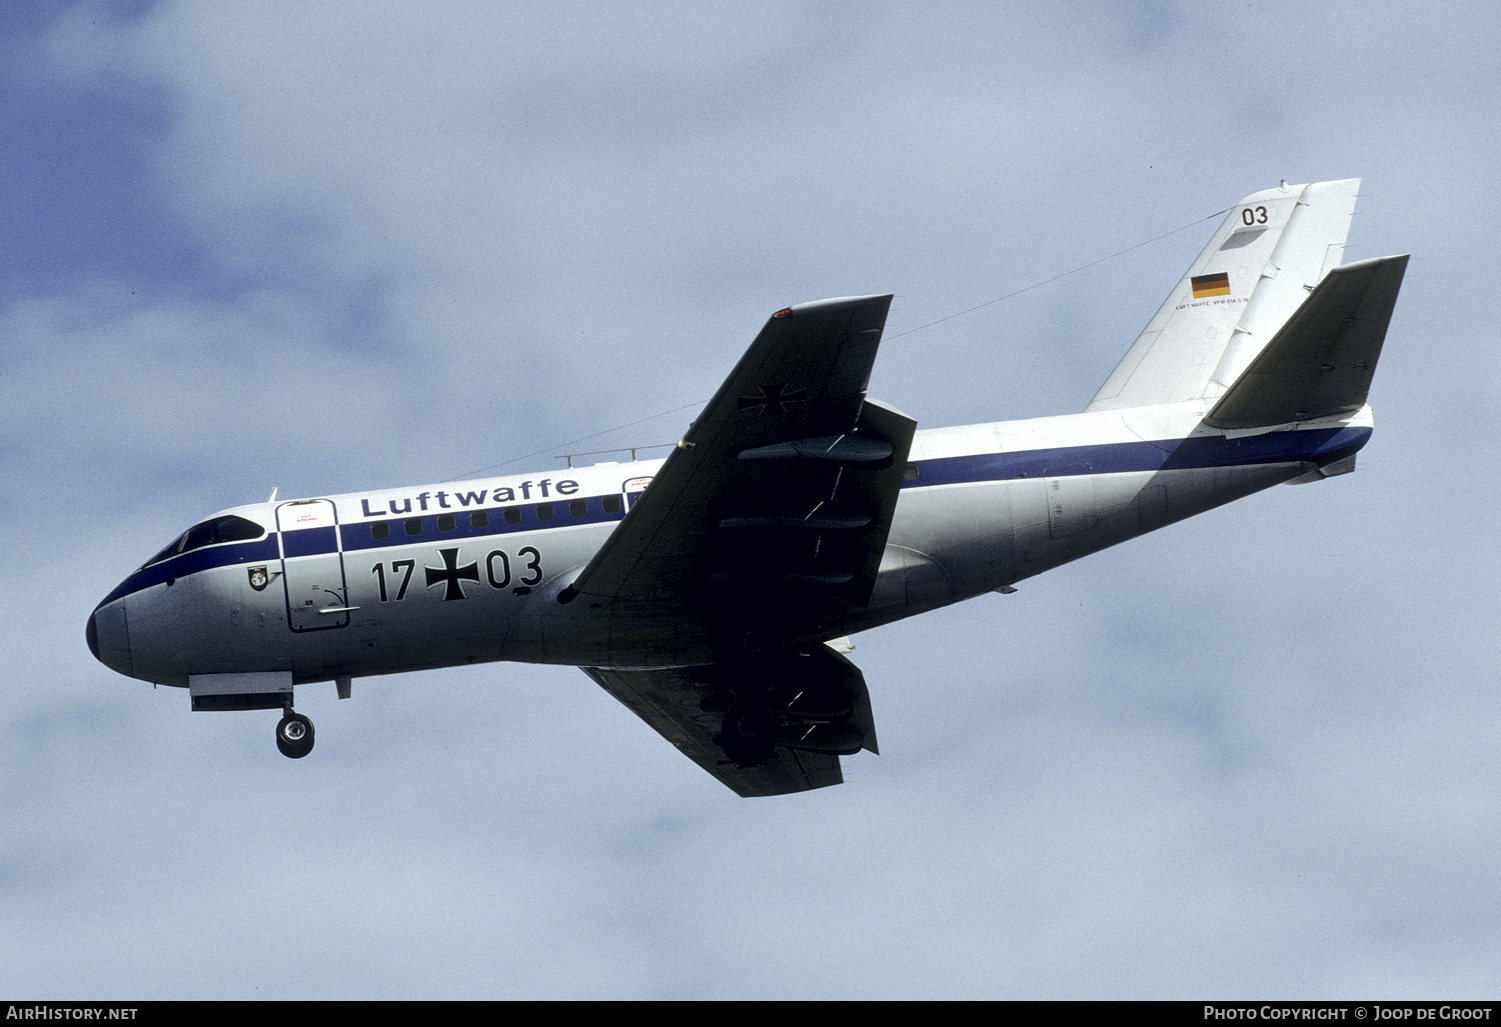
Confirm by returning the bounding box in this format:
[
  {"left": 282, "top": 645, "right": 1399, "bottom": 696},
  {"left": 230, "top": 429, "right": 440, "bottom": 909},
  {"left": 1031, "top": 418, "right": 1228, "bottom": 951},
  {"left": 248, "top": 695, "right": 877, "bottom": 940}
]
[
  {"left": 569, "top": 499, "right": 586, "bottom": 518},
  {"left": 470, "top": 511, "right": 489, "bottom": 530},
  {"left": 437, "top": 514, "right": 456, "bottom": 532},
  {"left": 536, "top": 503, "right": 554, "bottom": 522},
  {"left": 503, "top": 507, "right": 521, "bottom": 526},
  {"left": 371, "top": 522, "right": 390, "bottom": 540},
  {"left": 404, "top": 518, "right": 423, "bottom": 536},
  {"left": 602, "top": 494, "right": 622, "bottom": 514}
]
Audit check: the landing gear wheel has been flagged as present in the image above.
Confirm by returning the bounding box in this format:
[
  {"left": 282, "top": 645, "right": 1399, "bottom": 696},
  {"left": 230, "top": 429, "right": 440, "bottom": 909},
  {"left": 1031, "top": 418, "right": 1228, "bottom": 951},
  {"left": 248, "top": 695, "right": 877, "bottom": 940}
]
[
  {"left": 275, "top": 712, "right": 315, "bottom": 759},
  {"left": 718, "top": 705, "right": 777, "bottom": 767}
]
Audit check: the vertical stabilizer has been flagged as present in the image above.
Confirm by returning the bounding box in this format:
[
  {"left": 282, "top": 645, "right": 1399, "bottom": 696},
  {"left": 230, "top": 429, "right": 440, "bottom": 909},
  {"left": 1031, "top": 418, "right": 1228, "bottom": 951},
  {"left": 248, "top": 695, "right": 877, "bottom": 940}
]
[{"left": 1086, "top": 179, "right": 1360, "bottom": 412}]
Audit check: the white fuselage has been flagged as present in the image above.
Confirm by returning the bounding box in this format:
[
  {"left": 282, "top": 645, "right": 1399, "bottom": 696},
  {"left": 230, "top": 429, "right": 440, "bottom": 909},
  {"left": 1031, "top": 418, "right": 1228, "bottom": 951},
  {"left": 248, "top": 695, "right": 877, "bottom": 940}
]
[{"left": 88, "top": 401, "right": 1373, "bottom": 690}]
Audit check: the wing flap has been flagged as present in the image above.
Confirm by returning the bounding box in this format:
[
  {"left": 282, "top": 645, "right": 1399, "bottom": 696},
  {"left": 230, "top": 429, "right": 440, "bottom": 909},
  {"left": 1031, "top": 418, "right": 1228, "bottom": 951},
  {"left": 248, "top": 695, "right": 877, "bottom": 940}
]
[
  {"left": 1205, "top": 254, "right": 1409, "bottom": 430},
  {"left": 703, "top": 396, "right": 915, "bottom": 606}
]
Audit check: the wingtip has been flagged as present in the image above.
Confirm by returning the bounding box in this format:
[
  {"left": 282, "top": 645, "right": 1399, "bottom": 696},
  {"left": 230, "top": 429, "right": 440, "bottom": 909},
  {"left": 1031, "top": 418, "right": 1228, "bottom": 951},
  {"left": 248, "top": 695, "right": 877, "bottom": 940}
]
[{"left": 783, "top": 294, "right": 893, "bottom": 317}]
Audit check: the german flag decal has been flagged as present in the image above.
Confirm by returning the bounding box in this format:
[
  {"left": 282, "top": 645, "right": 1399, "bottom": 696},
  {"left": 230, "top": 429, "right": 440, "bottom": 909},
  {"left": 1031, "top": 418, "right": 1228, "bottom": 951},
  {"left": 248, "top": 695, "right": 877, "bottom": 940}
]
[{"left": 1191, "top": 272, "right": 1231, "bottom": 298}]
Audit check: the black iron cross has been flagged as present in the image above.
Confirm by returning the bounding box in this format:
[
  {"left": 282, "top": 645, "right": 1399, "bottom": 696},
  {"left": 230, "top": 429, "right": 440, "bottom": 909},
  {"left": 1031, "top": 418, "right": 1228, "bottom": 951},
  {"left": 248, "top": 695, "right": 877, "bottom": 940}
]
[
  {"left": 425, "top": 548, "right": 479, "bottom": 601},
  {"left": 737, "top": 382, "right": 807, "bottom": 416}
]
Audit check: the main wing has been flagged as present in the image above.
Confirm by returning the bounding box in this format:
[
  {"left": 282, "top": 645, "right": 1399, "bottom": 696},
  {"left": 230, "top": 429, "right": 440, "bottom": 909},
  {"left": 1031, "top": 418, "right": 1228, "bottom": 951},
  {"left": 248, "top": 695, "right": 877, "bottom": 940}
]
[
  {"left": 568, "top": 295, "right": 911, "bottom": 795},
  {"left": 565, "top": 294, "right": 913, "bottom": 631},
  {"left": 584, "top": 641, "right": 877, "bottom": 797},
  {"left": 585, "top": 663, "right": 842, "bottom": 796}
]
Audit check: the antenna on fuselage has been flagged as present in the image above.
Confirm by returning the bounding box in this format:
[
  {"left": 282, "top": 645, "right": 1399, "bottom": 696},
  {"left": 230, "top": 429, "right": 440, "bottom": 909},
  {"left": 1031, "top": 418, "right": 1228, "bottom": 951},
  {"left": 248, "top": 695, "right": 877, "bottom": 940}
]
[{"left": 267, "top": 487, "right": 278, "bottom": 503}]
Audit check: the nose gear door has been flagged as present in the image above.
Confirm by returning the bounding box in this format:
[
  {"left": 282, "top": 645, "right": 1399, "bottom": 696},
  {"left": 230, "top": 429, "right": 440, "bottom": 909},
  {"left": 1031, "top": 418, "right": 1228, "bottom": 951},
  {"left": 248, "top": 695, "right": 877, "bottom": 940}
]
[{"left": 276, "top": 499, "right": 351, "bottom": 631}]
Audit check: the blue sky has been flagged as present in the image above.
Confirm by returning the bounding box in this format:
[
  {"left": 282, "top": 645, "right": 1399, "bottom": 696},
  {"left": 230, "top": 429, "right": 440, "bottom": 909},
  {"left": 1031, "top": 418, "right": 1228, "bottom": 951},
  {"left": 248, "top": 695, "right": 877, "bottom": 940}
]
[{"left": 4, "top": 0, "right": 1499, "bottom": 998}]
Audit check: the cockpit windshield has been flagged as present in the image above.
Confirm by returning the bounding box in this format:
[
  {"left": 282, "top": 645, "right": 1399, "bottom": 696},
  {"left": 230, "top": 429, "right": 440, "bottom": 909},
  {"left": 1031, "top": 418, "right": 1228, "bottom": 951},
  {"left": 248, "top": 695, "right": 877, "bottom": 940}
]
[{"left": 142, "top": 515, "right": 266, "bottom": 568}]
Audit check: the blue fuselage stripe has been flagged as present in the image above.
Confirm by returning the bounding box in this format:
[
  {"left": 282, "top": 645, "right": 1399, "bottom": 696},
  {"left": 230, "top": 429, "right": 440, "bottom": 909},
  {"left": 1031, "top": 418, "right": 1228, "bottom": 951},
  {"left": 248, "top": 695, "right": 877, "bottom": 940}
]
[
  {"left": 281, "top": 526, "right": 337, "bottom": 559},
  {"left": 97, "top": 495, "right": 628, "bottom": 607},
  {"left": 905, "top": 426, "right": 1369, "bottom": 488},
  {"left": 97, "top": 536, "right": 283, "bottom": 608},
  {"left": 341, "top": 498, "right": 623, "bottom": 554},
  {"left": 98, "top": 425, "right": 1369, "bottom": 607}
]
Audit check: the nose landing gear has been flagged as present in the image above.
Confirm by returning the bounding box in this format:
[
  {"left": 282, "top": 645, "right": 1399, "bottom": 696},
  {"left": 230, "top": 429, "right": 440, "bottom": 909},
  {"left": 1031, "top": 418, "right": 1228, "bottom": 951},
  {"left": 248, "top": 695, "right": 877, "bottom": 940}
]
[{"left": 276, "top": 710, "right": 315, "bottom": 759}]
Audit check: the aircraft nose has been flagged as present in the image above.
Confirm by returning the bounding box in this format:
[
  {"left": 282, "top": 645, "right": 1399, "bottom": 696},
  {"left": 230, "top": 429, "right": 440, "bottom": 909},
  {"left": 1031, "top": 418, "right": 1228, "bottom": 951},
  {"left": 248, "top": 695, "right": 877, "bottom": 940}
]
[{"left": 87, "top": 600, "right": 133, "bottom": 678}]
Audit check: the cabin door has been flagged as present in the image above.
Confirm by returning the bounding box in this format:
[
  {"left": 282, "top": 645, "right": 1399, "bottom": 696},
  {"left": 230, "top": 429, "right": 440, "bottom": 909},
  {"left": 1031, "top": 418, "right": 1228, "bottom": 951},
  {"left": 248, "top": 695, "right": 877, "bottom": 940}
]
[{"left": 276, "top": 499, "right": 351, "bottom": 631}]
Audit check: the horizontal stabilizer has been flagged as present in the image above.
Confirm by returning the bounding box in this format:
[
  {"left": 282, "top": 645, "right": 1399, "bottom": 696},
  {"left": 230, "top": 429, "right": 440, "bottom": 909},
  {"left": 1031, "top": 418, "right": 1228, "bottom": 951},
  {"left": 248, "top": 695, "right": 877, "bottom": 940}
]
[{"left": 1205, "top": 254, "right": 1409, "bottom": 430}]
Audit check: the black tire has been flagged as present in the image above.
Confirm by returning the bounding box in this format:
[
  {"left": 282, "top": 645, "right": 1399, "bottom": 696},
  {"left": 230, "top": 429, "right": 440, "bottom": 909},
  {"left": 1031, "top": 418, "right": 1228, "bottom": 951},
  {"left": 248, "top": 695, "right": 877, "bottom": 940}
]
[{"left": 275, "top": 712, "right": 315, "bottom": 759}]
